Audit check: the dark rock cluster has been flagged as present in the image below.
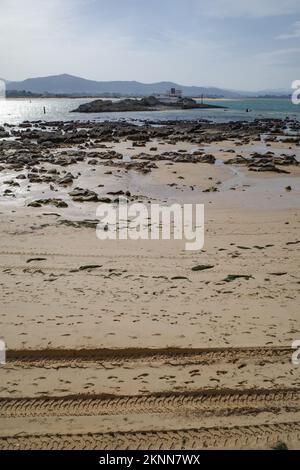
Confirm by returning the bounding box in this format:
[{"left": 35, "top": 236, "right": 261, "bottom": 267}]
[{"left": 0, "top": 118, "right": 299, "bottom": 207}]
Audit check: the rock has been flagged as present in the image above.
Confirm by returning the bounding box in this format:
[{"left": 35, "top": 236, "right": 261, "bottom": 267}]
[
  {"left": 3, "top": 180, "right": 20, "bottom": 187},
  {"left": 58, "top": 219, "right": 99, "bottom": 229},
  {"left": 0, "top": 129, "right": 10, "bottom": 138},
  {"left": 57, "top": 172, "right": 74, "bottom": 185},
  {"left": 224, "top": 156, "right": 248, "bottom": 165},
  {"left": 248, "top": 163, "right": 289, "bottom": 173},
  {"left": 198, "top": 154, "right": 216, "bottom": 164},
  {"left": 107, "top": 190, "right": 131, "bottom": 197},
  {"left": 47, "top": 168, "right": 60, "bottom": 175},
  {"left": 132, "top": 141, "right": 146, "bottom": 147},
  {"left": 223, "top": 274, "right": 254, "bottom": 282},
  {"left": 78, "top": 264, "right": 102, "bottom": 271},
  {"left": 203, "top": 187, "right": 218, "bottom": 193},
  {"left": 275, "top": 154, "right": 299, "bottom": 165},
  {"left": 191, "top": 265, "right": 214, "bottom": 271},
  {"left": 71, "top": 96, "right": 225, "bottom": 113},
  {"left": 26, "top": 257, "right": 47, "bottom": 263},
  {"left": 272, "top": 442, "right": 288, "bottom": 450},
  {"left": 28, "top": 199, "right": 68, "bottom": 208},
  {"left": 98, "top": 197, "right": 112, "bottom": 203},
  {"left": 69, "top": 187, "right": 99, "bottom": 202}
]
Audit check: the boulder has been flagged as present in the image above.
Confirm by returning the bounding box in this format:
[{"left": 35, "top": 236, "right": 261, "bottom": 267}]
[{"left": 69, "top": 187, "right": 99, "bottom": 202}]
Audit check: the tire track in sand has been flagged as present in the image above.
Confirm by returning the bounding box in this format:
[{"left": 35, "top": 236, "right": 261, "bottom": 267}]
[
  {"left": 1, "top": 422, "right": 300, "bottom": 450},
  {"left": 6, "top": 346, "right": 291, "bottom": 368},
  {"left": 0, "top": 388, "right": 299, "bottom": 418},
  {"left": 3, "top": 346, "right": 297, "bottom": 449}
]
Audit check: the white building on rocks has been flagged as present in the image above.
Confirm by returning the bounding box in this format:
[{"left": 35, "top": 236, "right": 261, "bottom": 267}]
[{"left": 155, "top": 87, "right": 182, "bottom": 104}]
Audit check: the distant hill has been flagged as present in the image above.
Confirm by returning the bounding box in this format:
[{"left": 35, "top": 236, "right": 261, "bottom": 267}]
[
  {"left": 4, "top": 74, "right": 291, "bottom": 98},
  {"left": 5, "top": 74, "right": 241, "bottom": 98}
]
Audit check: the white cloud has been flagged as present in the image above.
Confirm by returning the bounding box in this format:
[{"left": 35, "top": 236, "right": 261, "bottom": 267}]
[
  {"left": 277, "top": 21, "right": 300, "bottom": 39},
  {"left": 256, "top": 47, "right": 300, "bottom": 66}
]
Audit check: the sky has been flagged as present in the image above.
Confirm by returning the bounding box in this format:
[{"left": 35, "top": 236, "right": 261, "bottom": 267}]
[{"left": 0, "top": 0, "right": 300, "bottom": 91}]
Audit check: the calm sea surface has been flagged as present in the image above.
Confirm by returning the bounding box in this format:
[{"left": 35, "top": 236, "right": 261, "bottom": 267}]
[{"left": 0, "top": 97, "right": 299, "bottom": 125}]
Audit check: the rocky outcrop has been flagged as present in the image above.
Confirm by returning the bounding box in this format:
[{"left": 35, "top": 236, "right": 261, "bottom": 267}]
[
  {"left": 71, "top": 96, "right": 225, "bottom": 113},
  {"left": 224, "top": 152, "right": 299, "bottom": 173}
]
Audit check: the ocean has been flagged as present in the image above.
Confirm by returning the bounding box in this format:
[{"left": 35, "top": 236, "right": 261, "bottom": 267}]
[{"left": 0, "top": 97, "right": 299, "bottom": 125}]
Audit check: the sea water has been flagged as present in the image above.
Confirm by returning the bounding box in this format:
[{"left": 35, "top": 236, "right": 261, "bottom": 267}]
[{"left": 0, "top": 97, "right": 299, "bottom": 126}]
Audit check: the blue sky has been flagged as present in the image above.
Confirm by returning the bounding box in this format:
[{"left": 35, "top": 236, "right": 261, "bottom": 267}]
[{"left": 1, "top": 0, "right": 300, "bottom": 90}]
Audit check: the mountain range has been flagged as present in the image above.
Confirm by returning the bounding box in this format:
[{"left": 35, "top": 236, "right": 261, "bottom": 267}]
[{"left": 3, "top": 74, "right": 291, "bottom": 98}]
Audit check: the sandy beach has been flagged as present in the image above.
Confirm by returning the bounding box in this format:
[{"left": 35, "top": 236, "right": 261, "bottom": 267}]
[{"left": 0, "top": 118, "right": 300, "bottom": 449}]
